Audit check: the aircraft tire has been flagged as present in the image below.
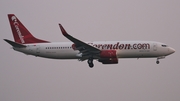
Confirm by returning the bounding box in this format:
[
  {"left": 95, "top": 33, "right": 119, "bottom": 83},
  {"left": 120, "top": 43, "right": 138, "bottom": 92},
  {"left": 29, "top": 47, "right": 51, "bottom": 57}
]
[
  {"left": 156, "top": 61, "right": 160, "bottom": 64},
  {"left": 89, "top": 63, "right": 94, "bottom": 68}
]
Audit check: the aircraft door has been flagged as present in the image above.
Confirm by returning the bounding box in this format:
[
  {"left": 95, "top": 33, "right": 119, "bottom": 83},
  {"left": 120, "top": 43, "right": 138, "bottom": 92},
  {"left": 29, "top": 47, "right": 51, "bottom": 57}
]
[
  {"left": 153, "top": 43, "right": 157, "bottom": 51},
  {"left": 36, "top": 45, "right": 40, "bottom": 54}
]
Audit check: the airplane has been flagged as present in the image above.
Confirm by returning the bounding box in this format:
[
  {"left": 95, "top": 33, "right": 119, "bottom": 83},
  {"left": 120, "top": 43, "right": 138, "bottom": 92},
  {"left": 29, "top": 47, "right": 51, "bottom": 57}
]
[{"left": 4, "top": 14, "right": 175, "bottom": 68}]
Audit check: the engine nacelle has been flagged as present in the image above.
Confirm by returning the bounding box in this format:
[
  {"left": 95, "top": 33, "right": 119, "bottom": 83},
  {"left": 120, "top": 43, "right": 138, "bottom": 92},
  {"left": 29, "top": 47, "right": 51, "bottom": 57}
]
[
  {"left": 100, "top": 50, "right": 117, "bottom": 58},
  {"left": 98, "top": 58, "right": 118, "bottom": 64}
]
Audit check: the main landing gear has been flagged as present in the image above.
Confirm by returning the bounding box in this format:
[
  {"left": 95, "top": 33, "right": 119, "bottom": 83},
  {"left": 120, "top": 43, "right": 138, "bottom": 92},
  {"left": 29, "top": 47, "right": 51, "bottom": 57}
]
[{"left": 88, "top": 58, "right": 94, "bottom": 68}]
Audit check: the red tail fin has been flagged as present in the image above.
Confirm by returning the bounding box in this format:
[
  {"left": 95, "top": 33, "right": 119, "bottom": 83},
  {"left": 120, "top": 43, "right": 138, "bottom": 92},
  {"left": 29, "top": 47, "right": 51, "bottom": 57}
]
[{"left": 8, "top": 14, "right": 49, "bottom": 44}]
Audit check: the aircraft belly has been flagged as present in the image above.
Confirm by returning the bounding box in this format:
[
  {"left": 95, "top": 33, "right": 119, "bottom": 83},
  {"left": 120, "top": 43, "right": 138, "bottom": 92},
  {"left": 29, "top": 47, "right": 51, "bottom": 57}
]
[
  {"left": 40, "top": 49, "right": 79, "bottom": 59},
  {"left": 116, "top": 49, "right": 158, "bottom": 58}
]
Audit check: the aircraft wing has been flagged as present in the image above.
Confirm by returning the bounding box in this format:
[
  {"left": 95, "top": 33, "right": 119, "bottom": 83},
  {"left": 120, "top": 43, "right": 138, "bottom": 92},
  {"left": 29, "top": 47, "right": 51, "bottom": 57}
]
[{"left": 59, "top": 24, "right": 101, "bottom": 60}]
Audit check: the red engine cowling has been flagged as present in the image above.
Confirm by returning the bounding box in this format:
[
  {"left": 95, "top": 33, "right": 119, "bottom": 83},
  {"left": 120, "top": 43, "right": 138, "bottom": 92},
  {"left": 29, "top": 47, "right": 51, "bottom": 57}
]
[
  {"left": 99, "top": 50, "right": 118, "bottom": 64},
  {"left": 100, "top": 50, "right": 117, "bottom": 58},
  {"left": 98, "top": 58, "right": 118, "bottom": 64}
]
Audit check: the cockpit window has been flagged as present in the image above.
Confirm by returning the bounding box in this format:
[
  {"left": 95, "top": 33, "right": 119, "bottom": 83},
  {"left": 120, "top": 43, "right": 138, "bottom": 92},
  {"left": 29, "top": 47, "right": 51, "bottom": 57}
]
[{"left": 162, "top": 45, "right": 167, "bottom": 47}]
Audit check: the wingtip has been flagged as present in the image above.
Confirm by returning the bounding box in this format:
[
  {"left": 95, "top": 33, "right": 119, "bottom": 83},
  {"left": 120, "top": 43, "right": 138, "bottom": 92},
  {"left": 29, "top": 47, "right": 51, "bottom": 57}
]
[
  {"left": 59, "top": 23, "right": 68, "bottom": 36},
  {"left": 4, "top": 39, "right": 8, "bottom": 42},
  {"left": 8, "top": 14, "right": 14, "bottom": 15}
]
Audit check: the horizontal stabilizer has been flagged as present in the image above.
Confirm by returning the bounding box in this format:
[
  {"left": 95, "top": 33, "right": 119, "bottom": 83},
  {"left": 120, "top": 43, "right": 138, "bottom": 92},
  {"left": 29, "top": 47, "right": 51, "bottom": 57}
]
[{"left": 4, "top": 39, "right": 26, "bottom": 48}]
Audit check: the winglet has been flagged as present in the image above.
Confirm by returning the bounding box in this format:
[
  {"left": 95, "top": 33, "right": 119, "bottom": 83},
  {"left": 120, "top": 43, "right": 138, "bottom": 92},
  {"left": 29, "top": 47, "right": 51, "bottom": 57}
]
[{"left": 59, "top": 24, "right": 68, "bottom": 36}]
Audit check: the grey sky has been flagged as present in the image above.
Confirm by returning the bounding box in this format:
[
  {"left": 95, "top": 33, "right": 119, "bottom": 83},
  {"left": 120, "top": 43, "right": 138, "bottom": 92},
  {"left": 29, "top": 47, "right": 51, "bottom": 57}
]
[{"left": 1, "top": 0, "right": 180, "bottom": 101}]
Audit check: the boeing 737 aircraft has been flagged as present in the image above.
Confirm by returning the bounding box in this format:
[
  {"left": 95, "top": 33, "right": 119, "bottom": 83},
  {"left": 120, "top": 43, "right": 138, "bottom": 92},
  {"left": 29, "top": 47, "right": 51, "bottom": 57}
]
[{"left": 4, "top": 14, "right": 175, "bottom": 68}]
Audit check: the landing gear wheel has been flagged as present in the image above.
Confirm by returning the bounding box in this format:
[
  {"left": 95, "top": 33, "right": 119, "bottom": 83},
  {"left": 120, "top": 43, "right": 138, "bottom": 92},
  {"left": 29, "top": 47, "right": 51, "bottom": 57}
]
[
  {"left": 156, "top": 60, "right": 159, "bottom": 64},
  {"left": 88, "top": 58, "right": 94, "bottom": 68},
  {"left": 89, "top": 63, "right": 94, "bottom": 68}
]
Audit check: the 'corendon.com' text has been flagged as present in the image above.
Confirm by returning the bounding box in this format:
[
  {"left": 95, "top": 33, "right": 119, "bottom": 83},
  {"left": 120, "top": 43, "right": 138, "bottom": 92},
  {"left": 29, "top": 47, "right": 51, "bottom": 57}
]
[{"left": 88, "top": 42, "right": 150, "bottom": 50}]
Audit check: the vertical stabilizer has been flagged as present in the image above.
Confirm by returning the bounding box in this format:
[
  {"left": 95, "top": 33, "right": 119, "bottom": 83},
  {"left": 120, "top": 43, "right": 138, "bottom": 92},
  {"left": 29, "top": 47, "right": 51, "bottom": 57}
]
[{"left": 8, "top": 14, "right": 49, "bottom": 44}]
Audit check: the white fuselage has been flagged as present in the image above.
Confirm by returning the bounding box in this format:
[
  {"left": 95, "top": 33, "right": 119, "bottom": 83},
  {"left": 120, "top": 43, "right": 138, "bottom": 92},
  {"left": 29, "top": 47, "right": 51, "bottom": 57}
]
[
  {"left": 6, "top": 14, "right": 175, "bottom": 67},
  {"left": 13, "top": 41, "right": 174, "bottom": 59}
]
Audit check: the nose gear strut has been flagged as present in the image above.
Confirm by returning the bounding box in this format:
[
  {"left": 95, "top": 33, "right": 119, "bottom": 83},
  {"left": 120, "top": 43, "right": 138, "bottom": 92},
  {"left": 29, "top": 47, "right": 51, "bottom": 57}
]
[{"left": 156, "top": 56, "right": 165, "bottom": 64}]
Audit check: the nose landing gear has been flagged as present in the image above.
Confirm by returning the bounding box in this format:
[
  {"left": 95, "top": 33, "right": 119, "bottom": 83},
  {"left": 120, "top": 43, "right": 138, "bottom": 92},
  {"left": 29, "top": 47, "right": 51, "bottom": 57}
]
[
  {"left": 156, "top": 60, "right": 160, "bottom": 64},
  {"left": 156, "top": 56, "right": 165, "bottom": 64}
]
